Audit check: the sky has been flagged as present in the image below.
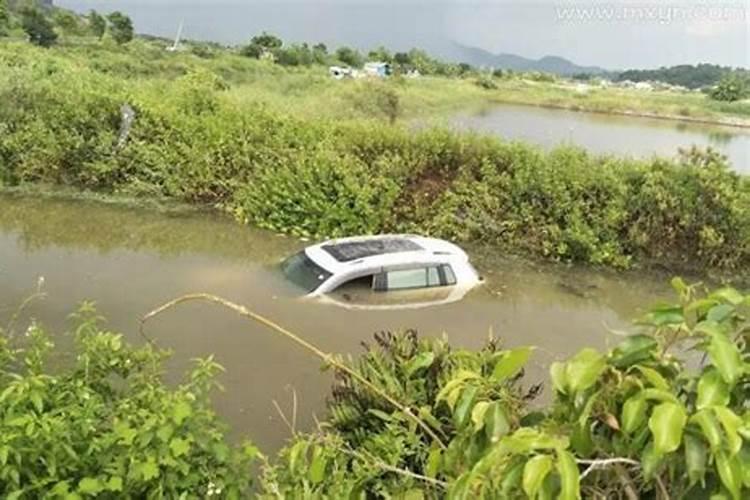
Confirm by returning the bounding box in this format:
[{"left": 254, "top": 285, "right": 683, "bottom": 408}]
[{"left": 56, "top": 1, "right": 749, "bottom": 70}]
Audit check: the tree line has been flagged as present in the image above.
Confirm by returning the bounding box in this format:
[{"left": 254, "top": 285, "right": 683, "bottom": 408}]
[
  {"left": 239, "top": 31, "right": 475, "bottom": 77},
  {"left": 616, "top": 63, "right": 750, "bottom": 90},
  {"left": 0, "top": 1, "right": 133, "bottom": 47}
]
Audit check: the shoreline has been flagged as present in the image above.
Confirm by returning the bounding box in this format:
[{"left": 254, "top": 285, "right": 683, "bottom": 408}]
[{"left": 482, "top": 97, "right": 750, "bottom": 130}]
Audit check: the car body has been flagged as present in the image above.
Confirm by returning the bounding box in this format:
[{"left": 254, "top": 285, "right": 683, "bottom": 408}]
[{"left": 281, "top": 234, "right": 481, "bottom": 309}]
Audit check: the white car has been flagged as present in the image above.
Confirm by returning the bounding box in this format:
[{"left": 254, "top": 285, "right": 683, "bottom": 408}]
[{"left": 281, "top": 234, "right": 482, "bottom": 309}]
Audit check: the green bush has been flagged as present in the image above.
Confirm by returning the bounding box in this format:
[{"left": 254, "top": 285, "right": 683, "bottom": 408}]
[
  {"left": 0, "top": 42, "right": 748, "bottom": 271},
  {"left": 260, "top": 281, "right": 750, "bottom": 498},
  {"left": 0, "top": 303, "right": 257, "bottom": 499}
]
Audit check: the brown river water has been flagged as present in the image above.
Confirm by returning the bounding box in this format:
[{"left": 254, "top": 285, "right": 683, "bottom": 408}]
[{"left": 0, "top": 194, "right": 677, "bottom": 453}]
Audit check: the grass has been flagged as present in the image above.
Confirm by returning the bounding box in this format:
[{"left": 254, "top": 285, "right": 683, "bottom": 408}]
[{"left": 2, "top": 38, "right": 747, "bottom": 127}]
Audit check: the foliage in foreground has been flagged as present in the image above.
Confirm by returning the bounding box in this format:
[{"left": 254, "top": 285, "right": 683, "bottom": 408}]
[
  {"left": 0, "top": 282, "right": 748, "bottom": 498},
  {"left": 0, "top": 45, "right": 748, "bottom": 271},
  {"left": 0, "top": 304, "right": 257, "bottom": 499},
  {"left": 261, "top": 281, "right": 750, "bottom": 498}
]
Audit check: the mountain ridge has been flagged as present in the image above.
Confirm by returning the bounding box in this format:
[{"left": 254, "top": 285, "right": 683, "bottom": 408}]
[{"left": 435, "top": 41, "right": 609, "bottom": 75}]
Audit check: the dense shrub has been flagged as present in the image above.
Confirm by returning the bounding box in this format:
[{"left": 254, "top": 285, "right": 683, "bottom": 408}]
[
  {"left": 0, "top": 43, "right": 748, "bottom": 271},
  {"left": 0, "top": 303, "right": 257, "bottom": 498},
  {"left": 261, "top": 282, "right": 750, "bottom": 498}
]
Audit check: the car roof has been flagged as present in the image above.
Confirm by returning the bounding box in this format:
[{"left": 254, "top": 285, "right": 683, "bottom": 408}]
[{"left": 304, "top": 234, "right": 468, "bottom": 275}]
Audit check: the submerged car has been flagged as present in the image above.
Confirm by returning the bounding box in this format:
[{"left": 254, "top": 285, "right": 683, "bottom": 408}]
[{"left": 281, "top": 234, "right": 481, "bottom": 309}]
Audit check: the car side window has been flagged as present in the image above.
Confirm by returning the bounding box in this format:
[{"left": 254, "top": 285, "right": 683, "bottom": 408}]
[
  {"left": 377, "top": 266, "right": 453, "bottom": 291},
  {"left": 386, "top": 268, "right": 428, "bottom": 290},
  {"left": 441, "top": 264, "right": 457, "bottom": 285}
]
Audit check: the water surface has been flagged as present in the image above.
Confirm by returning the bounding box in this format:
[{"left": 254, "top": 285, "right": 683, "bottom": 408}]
[
  {"left": 449, "top": 103, "right": 750, "bottom": 174},
  {"left": 0, "top": 194, "right": 674, "bottom": 452}
]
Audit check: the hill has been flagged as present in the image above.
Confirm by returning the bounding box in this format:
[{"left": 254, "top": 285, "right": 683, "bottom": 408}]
[{"left": 437, "top": 41, "right": 608, "bottom": 75}]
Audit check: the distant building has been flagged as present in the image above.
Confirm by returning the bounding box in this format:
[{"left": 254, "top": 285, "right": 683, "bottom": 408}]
[
  {"left": 363, "top": 62, "right": 392, "bottom": 78},
  {"left": 634, "top": 81, "right": 654, "bottom": 91},
  {"left": 329, "top": 66, "right": 352, "bottom": 80}
]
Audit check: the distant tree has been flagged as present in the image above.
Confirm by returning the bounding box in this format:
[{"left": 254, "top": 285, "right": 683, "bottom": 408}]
[
  {"left": 106, "top": 11, "right": 133, "bottom": 44},
  {"left": 276, "top": 43, "right": 313, "bottom": 67},
  {"left": 0, "top": 0, "right": 9, "bottom": 37},
  {"left": 335, "top": 46, "right": 363, "bottom": 67},
  {"left": 251, "top": 31, "right": 282, "bottom": 50},
  {"left": 367, "top": 45, "right": 392, "bottom": 63},
  {"left": 87, "top": 9, "right": 106, "bottom": 39},
  {"left": 393, "top": 52, "right": 410, "bottom": 67},
  {"left": 20, "top": 7, "right": 58, "bottom": 47},
  {"left": 241, "top": 31, "right": 283, "bottom": 59},
  {"left": 616, "top": 63, "right": 748, "bottom": 90},
  {"left": 709, "top": 74, "right": 748, "bottom": 102},
  {"left": 53, "top": 10, "right": 82, "bottom": 36},
  {"left": 312, "top": 42, "right": 328, "bottom": 65},
  {"left": 457, "top": 62, "right": 473, "bottom": 75}
]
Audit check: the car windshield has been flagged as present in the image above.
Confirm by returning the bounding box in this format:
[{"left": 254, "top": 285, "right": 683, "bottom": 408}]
[{"left": 281, "top": 251, "right": 332, "bottom": 293}]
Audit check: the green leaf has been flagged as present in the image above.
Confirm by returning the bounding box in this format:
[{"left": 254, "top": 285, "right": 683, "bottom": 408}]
[
  {"left": 696, "top": 370, "right": 730, "bottom": 410},
  {"left": 641, "top": 388, "right": 679, "bottom": 404},
  {"left": 671, "top": 277, "right": 688, "bottom": 296},
  {"left": 137, "top": 458, "right": 159, "bottom": 481},
  {"left": 710, "top": 287, "right": 745, "bottom": 306},
  {"left": 707, "top": 304, "right": 734, "bottom": 323},
  {"left": 425, "top": 444, "right": 442, "bottom": 479},
  {"left": 641, "top": 443, "right": 663, "bottom": 480},
  {"left": 288, "top": 440, "right": 308, "bottom": 476},
  {"left": 106, "top": 476, "right": 123, "bottom": 492},
  {"left": 549, "top": 362, "right": 567, "bottom": 394},
  {"left": 684, "top": 434, "right": 707, "bottom": 487},
  {"left": 401, "top": 489, "right": 424, "bottom": 500},
  {"left": 114, "top": 421, "right": 137, "bottom": 445},
  {"left": 30, "top": 392, "right": 43, "bottom": 413},
  {"left": 471, "top": 401, "right": 490, "bottom": 432},
  {"left": 621, "top": 396, "right": 647, "bottom": 434},
  {"left": 492, "top": 347, "right": 533, "bottom": 382},
  {"left": 648, "top": 402, "right": 687, "bottom": 456},
  {"left": 500, "top": 459, "right": 524, "bottom": 495},
  {"left": 308, "top": 448, "right": 327, "bottom": 485},
  {"left": 556, "top": 449, "right": 581, "bottom": 500},
  {"left": 706, "top": 331, "right": 743, "bottom": 387},
  {"left": 436, "top": 371, "right": 479, "bottom": 404},
  {"left": 610, "top": 335, "right": 658, "bottom": 368},
  {"left": 78, "top": 477, "right": 103, "bottom": 495},
  {"left": 715, "top": 451, "right": 742, "bottom": 500},
  {"left": 522, "top": 454, "right": 553, "bottom": 498},
  {"left": 405, "top": 352, "right": 435, "bottom": 378},
  {"left": 453, "top": 385, "right": 479, "bottom": 428},
  {"left": 484, "top": 401, "right": 511, "bottom": 443},
  {"left": 713, "top": 407, "right": 743, "bottom": 456},
  {"left": 171, "top": 400, "right": 192, "bottom": 425},
  {"left": 635, "top": 366, "right": 670, "bottom": 390},
  {"left": 642, "top": 305, "right": 684, "bottom": 326},
  {"left": 447, "top": 472, "right": 475, "bottom": 500},
  {"left": 565, "top": 349, "right": 606, "bottom": 393},
  {"left": 691, "top": 409, "right": 723, "bottom": 451},
  {"left": 169, "top": 437, "right": 191, "bottom": 458}
]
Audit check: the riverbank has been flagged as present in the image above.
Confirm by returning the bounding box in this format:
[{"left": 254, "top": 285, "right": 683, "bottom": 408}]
[
  {"left": 1, "top": 39, "right": 749, "bottom": 273},
  {"left": 481, "top": 78, "right": 750, "bottom": 129}
]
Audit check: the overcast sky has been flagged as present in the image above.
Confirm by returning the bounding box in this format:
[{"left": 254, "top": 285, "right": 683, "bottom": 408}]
[{"left": 57, "top": 1, "right": 749, "bottom": 69}]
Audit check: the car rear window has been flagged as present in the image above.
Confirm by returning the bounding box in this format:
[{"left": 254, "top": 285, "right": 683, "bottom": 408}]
[{"left": 281, "top": 251, "right": 332, "bottom": 293}]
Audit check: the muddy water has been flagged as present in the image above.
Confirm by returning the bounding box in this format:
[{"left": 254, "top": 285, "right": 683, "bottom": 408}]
[
  {"left": 448, "top": 103, "right": 750, "bottom": 174},
  {"left": 0, "top": 194, "right": 674, "bottom": 453}
]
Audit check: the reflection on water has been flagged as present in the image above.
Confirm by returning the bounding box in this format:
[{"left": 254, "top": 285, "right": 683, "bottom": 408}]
[
  {"left": 0, "top": 194, "right": 675, "bottom": 453},
  {"left": 447, "top": 103, "right": 750, "bottom": 174}
]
